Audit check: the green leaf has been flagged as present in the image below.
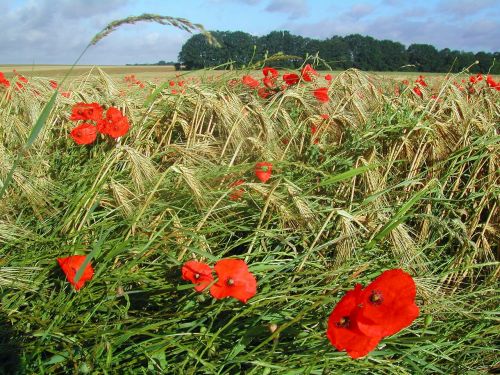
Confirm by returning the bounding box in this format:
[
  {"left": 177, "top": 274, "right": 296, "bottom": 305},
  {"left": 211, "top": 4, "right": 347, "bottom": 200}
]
[
  {"left": 26, "top": 92, "right": 58, "bottom": 148},
  {"left": 144, "top": 81, "right": 171, "bottom": 107},
  {"left": 318, "top": 164, "right": 379, "bottom": 187},
  {"left": 365, "top": 180, "right": 436, "bottom": 250}
]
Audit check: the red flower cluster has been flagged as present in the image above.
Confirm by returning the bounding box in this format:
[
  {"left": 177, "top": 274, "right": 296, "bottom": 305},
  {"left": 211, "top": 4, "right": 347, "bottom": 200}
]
[
  {"left": 240, "top": 64, "right": 331, "bottom": 103},
  {"left": 486, "top": 75, "right": 500, "bottom": 91},
  {"left": 124, "top": 74, "right": 145, "bottom": 88},
  {"left": 13, "top": 70, "right": 28, "bottom": 91},
  {"left": 57, "top": 255, "right": 94, "bottom": 290},
  {"left": 241, "top": 67, "right": 285, "bottom": 99},
  {"left": 182, "top": 259, "right": 257, "bottom": 303},
  {"left": 326, "top": 269, "right": 419, "bottom": 359},
  {"left": 0, "top": 72, "right": 10, "bottom": 89},
  {"left": 168, "top": 79, "right": 187, "bottom": 95},
  {"left": 69, "top": 102, "right": 130, "bottom": 145},
  {"left": 412, "top": 75, "right": 427, "bottom": 98}
]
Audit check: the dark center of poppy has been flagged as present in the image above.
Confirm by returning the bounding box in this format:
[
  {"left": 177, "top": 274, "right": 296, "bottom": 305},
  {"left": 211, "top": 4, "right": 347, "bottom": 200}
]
[
  {"left": 194, "top": 273, "right": 200, "bottom": 280},
  {"left": 369, "top": 290, "right": 384, "bottom": 305},
  {"left": 336, "top": 316, "right": 350, "bottom": 328},
  {"left": 226, "top": 278, "right": 234, "bottom": 286}
]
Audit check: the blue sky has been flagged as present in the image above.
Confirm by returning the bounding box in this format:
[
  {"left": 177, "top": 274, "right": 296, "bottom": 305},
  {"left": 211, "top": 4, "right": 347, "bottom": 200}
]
[{"left": 1, "top": 0, "right": 499, "bottom": 64}]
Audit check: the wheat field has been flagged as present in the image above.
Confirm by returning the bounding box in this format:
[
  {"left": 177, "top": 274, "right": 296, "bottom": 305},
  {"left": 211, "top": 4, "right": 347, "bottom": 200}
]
[{"left": 0, "top": 56, "right": 499, "bottom": 374}]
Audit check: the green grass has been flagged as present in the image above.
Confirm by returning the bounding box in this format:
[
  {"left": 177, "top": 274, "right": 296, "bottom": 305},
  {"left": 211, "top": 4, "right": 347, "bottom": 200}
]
[{"left": 0, "top": 65, "right": 499, "bottom": 374}]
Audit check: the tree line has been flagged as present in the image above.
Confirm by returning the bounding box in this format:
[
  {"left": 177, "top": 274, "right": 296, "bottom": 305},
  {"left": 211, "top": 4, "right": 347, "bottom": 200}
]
[{"left": 178, "top": 31, "right": 499, "bottom": 73}]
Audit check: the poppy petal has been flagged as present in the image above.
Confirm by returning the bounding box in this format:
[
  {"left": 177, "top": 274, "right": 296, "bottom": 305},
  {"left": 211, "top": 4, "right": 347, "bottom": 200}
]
[
  {"left": 356, "top": 269, "right": 419, "bottom": 337},
  {"left": 326, "top": 284, "right": 382, "bottom": 359}
]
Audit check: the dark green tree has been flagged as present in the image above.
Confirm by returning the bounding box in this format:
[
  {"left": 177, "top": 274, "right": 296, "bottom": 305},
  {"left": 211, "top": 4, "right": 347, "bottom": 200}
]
[
  {"left": 345, "top": 34, "right": 384, "bottom": 70},
  {"left": 178, "top": 30, "right": 498, "bottom": 73},
  {"left": 379, "top": 40, "right": 408, "bottom": 71},
  {"left": 258, "top": 31, "right": 308, "bottom": 67},
  {"left": 179, "top": 31, "right": 256, "bottom": 69},
  {"left": 407, "top": 44, "right": 441, "bottom": 72}
]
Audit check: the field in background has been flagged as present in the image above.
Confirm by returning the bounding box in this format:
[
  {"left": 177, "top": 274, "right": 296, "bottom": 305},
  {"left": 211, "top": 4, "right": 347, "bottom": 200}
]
[
  {"left": 0, "top": 65, "right": 498, "bottom": 373},
  {"left": 0, "top": 64, "right": 457, "bottom": 81},
  {"left": 0, "top": 64, "right": 177, "bottom": 80}
]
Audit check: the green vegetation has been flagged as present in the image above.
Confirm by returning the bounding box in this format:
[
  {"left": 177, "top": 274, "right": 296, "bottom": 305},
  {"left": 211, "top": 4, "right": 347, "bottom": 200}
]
[
  {"left": 179, "top": 31, "right": 500, "bottom": 73},
  {"left": 0, "top": 64, "right": 498, "bottom": 373}
]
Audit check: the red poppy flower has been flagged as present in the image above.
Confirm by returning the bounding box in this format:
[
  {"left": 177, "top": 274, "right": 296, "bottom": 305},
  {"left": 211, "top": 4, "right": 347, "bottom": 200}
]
[
  {"left": 242, "top": 75, "right": 259, "bottom": 89},
  {"left": 257, "top": 87, "right": 272, "bottom": 99},
  {"left": 415, "top": 75, "right": 427, "bottom": 87},
  {"left": 181, "top": 261, "right": 214, "bottom": 292},
  {"left": 283, "top": 73, "right": 300, "bottom": 86},
  {"left": 229, "top": 179, "right": 245, "bottom": 201},
  {"left": 49, "top": 80, "right": 58, "bottom": 89},
  {"left": 320, "top": 114, "right": 329, "bottom": 120},
  {"left": 263, "top": 67, "right": 279, "bottom": 78},
  {"left": 61, "top": 91, "right": 71, "bottom": 98},
  {"left": 355, "top": 269, "right": 419, "bottom": 338},
  {"left": 324, "top": 74, "right": 332, "bottom": 81},
  {"left": 263, "top": 76, "right": 276, "bottom": 89},
  {"left": 57, "top": 255, "right": 94, "bottom": 290},
  {"left": 70, "top": 102, "right": 103, "bottom": 122},
  {"left": 70, "top": 123, "right": 97, "bottom": 145},
  {"left": 486, "top": 75, "right": 500, "bottom": 90},
  {"left": 326, "top": 284, "right": 382, "bottom": 359},
  {"left": 255, "top": 162, "right": 272, "bottom": 183},
  {"left": 0, "top": 72, "right": 10, "bottom": 88},
  {"left": 210, "top": 259, "right": 257, "bottom": 303},
  {"left": 402, "top": 79, "right": 409, "bottom": 86},
  {"left": 313, "top": 87, "right": 329, "bottom": 103},
  {"left": 97, "top": 107, "right": 130, "bottom": 138},
  {"left": 301, "top": 64, "right": 318, "bottom": 82},
  {"left": 413, "top": 86, "right": 423, "bottom": 98}
]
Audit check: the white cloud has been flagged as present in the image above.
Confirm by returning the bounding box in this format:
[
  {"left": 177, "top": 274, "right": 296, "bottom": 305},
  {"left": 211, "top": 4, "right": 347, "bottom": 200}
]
[
  {"left": 345, "top": 3, "right": 375, "bottom": 19},
  {"left": 265, "top": 0, "right": 309, "bottom": 20},
  {"left": 284, "top": 4, "right": 500, "bottom": 53}
]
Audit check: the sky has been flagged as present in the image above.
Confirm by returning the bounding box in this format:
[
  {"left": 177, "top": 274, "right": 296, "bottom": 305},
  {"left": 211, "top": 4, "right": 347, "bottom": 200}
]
[{"left": 1, "top": 0, "right": 499, "bottom": 65}]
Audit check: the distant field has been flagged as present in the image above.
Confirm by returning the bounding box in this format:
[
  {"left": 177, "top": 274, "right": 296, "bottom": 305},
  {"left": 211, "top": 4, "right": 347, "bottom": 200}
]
[
  {"left": 0, "top": 64, "right": 178, "bottom": 80},
  {"left": 0, "top": 64, "right": 455, "bottom": 82}
]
